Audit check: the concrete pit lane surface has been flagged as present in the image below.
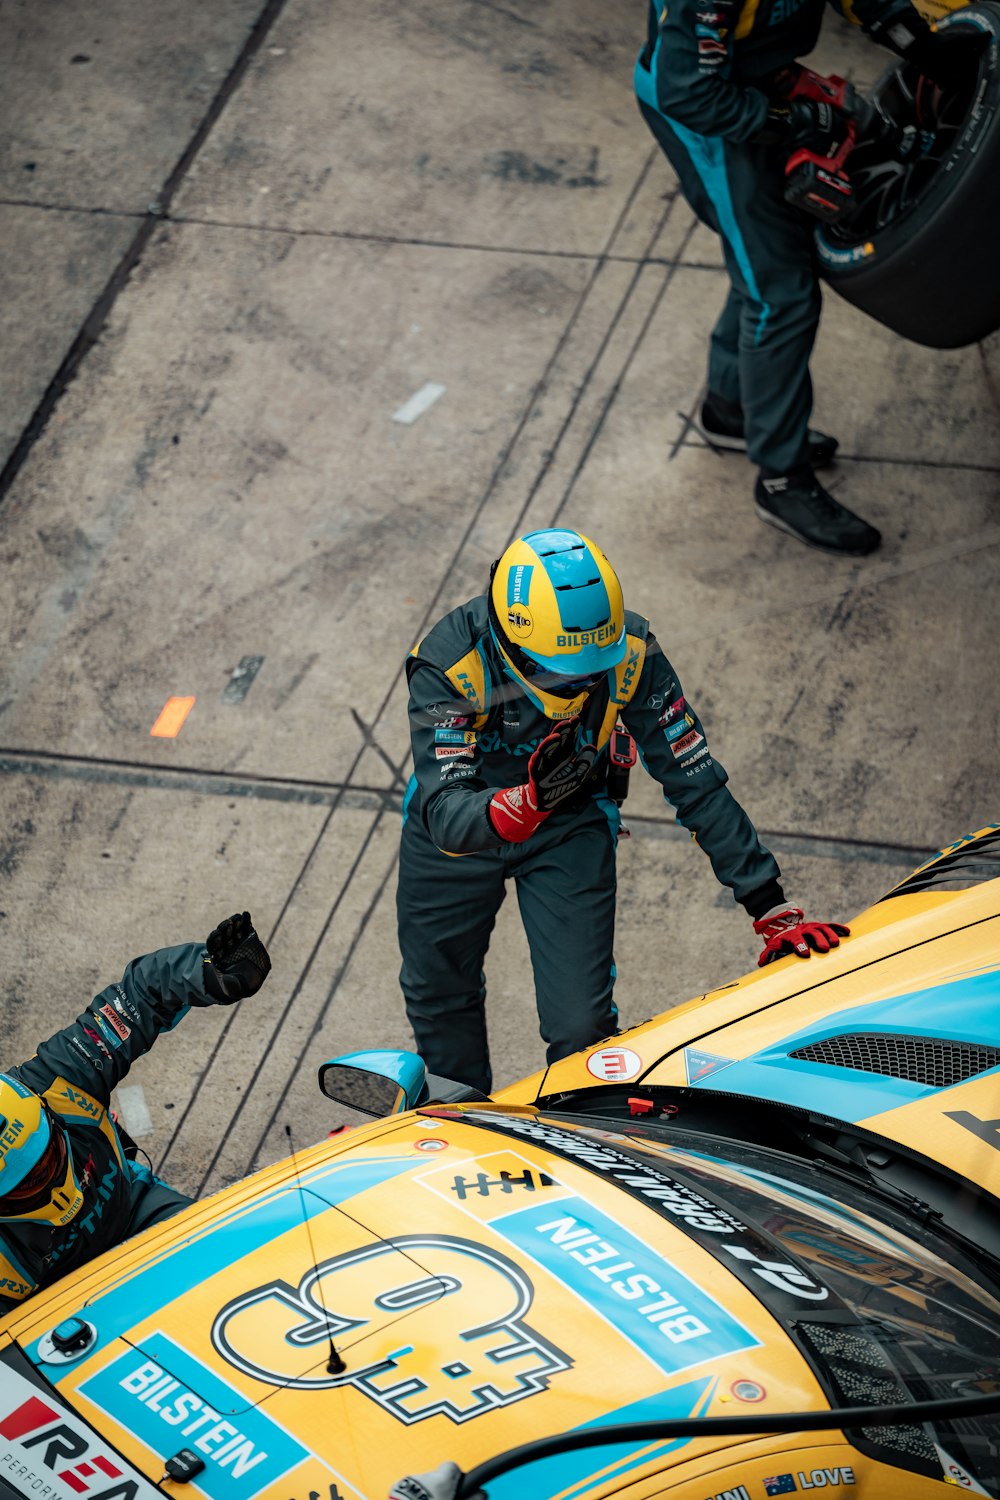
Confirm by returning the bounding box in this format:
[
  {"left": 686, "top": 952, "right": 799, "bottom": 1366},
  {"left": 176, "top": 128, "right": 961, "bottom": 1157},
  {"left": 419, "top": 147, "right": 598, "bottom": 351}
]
[{"left": 1, "top": 0, "right": 999, "bottom": 1195}]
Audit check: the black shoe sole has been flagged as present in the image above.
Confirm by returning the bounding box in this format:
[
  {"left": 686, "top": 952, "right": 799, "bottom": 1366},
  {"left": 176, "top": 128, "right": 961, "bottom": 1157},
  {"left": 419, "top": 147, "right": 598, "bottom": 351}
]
[
  {"left": 754, "top": 500, "right": 881, "bottom": 557},
  {"left": 692, "top": 417, "right": 747, "bottom": 453}
]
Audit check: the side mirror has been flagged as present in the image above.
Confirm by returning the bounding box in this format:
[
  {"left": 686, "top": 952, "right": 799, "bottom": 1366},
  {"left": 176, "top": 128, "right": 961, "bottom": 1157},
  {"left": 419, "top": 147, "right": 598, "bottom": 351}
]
[{"left": 318, "top": 1050, "right": 426, "bottom": 1117}]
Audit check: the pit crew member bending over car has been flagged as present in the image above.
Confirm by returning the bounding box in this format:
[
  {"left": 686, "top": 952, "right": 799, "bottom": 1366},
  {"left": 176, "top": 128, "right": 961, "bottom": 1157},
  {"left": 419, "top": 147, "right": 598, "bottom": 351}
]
[
  {"left": 0, "top": 912, "right": 270, "bottom": 1315},
  {"left": 397, "top": 527, "right": 848, "bottom": 1095}
]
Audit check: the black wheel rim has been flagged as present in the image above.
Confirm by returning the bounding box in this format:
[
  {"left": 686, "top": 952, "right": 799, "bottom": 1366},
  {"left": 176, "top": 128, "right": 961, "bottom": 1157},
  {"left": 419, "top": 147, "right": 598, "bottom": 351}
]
[{"left": 826, "top": 40, "right": 986, "bottom": 243}]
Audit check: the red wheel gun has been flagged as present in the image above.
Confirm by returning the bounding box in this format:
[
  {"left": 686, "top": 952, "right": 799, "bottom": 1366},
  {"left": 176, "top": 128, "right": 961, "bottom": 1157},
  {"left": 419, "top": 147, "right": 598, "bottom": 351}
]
[{"left": 773, "top": 65, "right": 866, "bottom": 223}]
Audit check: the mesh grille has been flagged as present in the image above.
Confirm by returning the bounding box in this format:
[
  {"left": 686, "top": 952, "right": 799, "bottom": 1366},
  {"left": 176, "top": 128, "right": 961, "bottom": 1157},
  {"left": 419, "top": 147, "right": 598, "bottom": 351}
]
[
  {"left": 788, "top": 1032, "right": 1000, "bottom": 1088},
  {"left": 797, "top": 1322, "right": 937, "bottom": 1464}
]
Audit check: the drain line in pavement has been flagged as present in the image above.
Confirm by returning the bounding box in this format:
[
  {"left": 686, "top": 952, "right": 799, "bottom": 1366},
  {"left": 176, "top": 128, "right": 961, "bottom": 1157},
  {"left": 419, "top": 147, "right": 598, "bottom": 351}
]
[{"left": 0, "top": 0, "right": 293, "bottom": 510}]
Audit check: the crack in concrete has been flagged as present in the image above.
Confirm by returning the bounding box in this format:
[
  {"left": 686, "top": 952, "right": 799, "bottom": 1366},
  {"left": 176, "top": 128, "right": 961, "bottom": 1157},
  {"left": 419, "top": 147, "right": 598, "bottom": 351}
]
[
  {"left": 675, "top": 435, "right": 1000, "bottom": 475},
  {"left": 3, "top": 747, "right": 977, "bottom": 870}
]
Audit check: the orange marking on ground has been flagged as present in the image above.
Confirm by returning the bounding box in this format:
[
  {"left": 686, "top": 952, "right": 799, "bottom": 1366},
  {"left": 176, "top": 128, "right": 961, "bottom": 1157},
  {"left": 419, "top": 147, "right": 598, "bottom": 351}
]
[{"left": 150, "top": 696, "right": 196, "bottom": 738}]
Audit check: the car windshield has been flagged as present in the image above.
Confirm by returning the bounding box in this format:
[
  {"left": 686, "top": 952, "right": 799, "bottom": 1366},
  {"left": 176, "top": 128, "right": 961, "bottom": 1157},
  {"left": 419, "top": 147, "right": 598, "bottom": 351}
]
[{"left": 479, "top": 1108, "right": 1000, "bottom": 1493}]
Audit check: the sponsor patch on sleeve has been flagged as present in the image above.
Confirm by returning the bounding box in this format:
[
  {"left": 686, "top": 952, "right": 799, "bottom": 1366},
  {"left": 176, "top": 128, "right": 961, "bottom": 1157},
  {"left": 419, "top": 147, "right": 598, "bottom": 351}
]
[
  {"left": 93, "top": 1019, "right": 122, "bottom": 1052},
  {"left": 670, "top": 728, "right": 704, "bottom": 759},
  {"left": 664, "top": 715, "right": 695, "bottom": 741},
  {"left": 434, "top": 728, "right": 477, "bottom": 745},
  {"left": 100, "top": 1003, "right": 131, "bottom": 1041},
  {"left": 658, "top": 696, "right": 687, "bottom": 726}
]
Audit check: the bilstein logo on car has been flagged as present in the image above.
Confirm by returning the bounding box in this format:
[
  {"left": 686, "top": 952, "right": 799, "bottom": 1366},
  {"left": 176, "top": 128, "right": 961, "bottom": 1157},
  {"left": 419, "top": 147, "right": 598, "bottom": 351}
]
[
  {"left": 469, "top": 1114, "right": 835, "bottom": 1315},
  {"left": 212, "top": 1234, "right": 569, "bottom": 1423},
  {"left": 79, "top": 1332, "right": 306, "bottom": 1493}
]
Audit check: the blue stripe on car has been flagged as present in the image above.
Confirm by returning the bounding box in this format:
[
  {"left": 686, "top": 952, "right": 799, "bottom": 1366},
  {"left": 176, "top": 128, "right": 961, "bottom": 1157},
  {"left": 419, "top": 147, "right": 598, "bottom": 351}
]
[
  {"left": 80, "top": 1331, "right": 307, "bottom": 1495},
  {"left": 31, "top": 1156, "right": 418, "bottom": 1378},
  {"left": 485, "top": 1377, "right": 714, "bottom": 1498},
  {"left": 494, "top": 1196, "right": 759, "bottom": 1376},
  {"left": 692, "top": 969, "right": 1000, "bottom": 1121}
]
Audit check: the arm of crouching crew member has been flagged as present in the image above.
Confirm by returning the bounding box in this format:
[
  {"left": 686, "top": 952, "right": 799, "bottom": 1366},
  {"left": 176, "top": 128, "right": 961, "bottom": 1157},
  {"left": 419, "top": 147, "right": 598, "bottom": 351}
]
[
  {"left": 406, "top": 659, "right": 504, "bottom": 855},
  {"left": 17, "top": 942, "right": 218, "bottom": 1107},
  {"left": 620, "top": 636, "right": 784, "bottom": 915},
  {"left": 639, "top": 0, "right": 771, "bottom": 141}
]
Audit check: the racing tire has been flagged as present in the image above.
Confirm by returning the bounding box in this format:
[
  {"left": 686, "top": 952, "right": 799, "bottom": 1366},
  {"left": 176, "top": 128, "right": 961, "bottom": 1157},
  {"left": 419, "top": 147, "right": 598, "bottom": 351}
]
[{"left": 817, "top": 2, "right": 1000, "bottom": 348}]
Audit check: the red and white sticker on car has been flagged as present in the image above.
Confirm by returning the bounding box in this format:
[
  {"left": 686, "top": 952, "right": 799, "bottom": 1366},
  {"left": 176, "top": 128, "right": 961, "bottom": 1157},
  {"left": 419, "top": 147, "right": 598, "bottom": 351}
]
[
  {"left": 586, "top": 1046, "right": 642, "bottom": 1082},
  {"left": 0, "top": 1354, "right": 161, "bottom": 1500}
]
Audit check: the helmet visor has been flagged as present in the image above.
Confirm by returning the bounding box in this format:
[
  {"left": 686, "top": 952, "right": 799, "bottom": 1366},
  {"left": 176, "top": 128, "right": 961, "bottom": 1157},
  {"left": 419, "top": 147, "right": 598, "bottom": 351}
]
[
  {"left": 538, "top": 670, "right": 607, "bottom": 698},
  {"left": 506, "top": 639, "right": 606, "bottom": 696},
  {"left": 0, "top": 1110, "right": 68, "bottom": 1215}
]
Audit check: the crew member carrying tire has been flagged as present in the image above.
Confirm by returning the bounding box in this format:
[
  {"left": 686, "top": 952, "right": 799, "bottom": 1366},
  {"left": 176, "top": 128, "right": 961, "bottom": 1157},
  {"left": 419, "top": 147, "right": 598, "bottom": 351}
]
[
  {"left": 397, "top": 528, "right": 848, "bottom": 1095},
  {"left": 634, "top": 0, "right": 966, "bottom": 556},
  {"left": 816, "top": 3, "right": 1000, "bottom": 349},
  {"left": 0, "top": 912, "right": 270, "bottom": 1315}
]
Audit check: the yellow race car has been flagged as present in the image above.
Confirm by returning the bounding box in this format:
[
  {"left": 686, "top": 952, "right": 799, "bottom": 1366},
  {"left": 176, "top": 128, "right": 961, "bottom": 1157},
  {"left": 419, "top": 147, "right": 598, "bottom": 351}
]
[{"left": 1, "top": 827, "right": 999, "bottom": 1500}]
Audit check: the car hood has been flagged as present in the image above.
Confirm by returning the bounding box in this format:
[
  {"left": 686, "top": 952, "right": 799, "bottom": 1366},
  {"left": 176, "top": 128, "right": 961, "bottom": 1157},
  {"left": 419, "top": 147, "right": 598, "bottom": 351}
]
[
  {"left": 0, "top": 1112, "right": 838, "bottom": 1498},
  {"left": 502, "top": 841, "right": 1000, "bottom": 1194}
]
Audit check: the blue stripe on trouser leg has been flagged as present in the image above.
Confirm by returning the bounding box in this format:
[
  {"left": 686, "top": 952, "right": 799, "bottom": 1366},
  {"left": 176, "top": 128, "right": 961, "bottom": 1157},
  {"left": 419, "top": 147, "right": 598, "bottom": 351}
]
[{"left": 658, "top": 114, "right": 772, "bottom": 347}]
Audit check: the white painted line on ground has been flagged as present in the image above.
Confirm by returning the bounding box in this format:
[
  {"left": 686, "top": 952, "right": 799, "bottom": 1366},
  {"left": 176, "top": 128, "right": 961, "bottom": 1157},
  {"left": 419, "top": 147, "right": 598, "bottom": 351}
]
[
  {"left": 392, "top": 382, "right": 446, "bottom": 425},
  {"left": 115, "top": 1084, "right": 154, "bottom": 1138}
]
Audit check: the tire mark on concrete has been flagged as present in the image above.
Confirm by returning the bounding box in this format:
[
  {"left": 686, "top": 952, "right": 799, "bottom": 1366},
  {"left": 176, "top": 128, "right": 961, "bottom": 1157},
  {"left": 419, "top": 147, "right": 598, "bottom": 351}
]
[
  {"left": 549, "top": 218, "right": 699, "bottom": 527},
  {"left": 180, "top": 151, "right": 702, "bottom": 1179}
]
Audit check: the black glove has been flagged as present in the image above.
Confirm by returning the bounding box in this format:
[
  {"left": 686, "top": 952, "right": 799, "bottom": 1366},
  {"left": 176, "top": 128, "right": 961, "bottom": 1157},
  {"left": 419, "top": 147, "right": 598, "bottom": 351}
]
[
  {"left": 755, "top": 98, "right": 839, "bottom": 147},
  {"left": 200, "top": 911, "right": 271, "bottom": 1004},
  {"left": 868, "top": 10, "right": 980, "bottom": 91},
  {"left": 527, "top": 716, "right": 597, "bottom": 811},
  {"left": 487, "top": 717, "right": 595, "bottom": 841}
]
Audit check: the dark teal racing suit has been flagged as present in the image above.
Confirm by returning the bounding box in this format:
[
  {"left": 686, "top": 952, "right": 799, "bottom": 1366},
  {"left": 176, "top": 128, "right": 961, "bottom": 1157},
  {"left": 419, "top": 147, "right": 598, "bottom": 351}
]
[
  {"left": 635, "top": 0, "right": 917, "bottom": 471},
  {"left": 0, "top": 943, "right": 216, "bottom": 1316},
  {"left": 397, "top": 596, "right": 785, "bottom": 1093}
]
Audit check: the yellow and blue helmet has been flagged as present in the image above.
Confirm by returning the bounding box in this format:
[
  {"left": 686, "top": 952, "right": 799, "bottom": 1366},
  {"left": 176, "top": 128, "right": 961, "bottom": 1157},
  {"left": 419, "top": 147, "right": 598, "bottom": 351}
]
[
  {"left": 0, "top": 1074, "right": 83, "bottom": 1227},
  {"left": 488, "top": 529, "right": 627, "bottom": 719}
]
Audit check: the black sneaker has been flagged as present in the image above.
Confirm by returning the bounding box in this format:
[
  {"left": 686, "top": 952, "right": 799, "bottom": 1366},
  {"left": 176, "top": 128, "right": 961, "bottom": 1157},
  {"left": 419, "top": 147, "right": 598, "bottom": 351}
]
[
  {"left": 696, "top": 393, "right": 839, "bottom": 470},
  {"left": 754, "top": 467, "right": 881, "bottom": 556}
]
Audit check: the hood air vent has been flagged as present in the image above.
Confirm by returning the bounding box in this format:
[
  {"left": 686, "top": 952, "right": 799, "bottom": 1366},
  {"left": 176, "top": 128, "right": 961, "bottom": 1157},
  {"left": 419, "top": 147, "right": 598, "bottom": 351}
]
[{"left": 788, "top": 1032, "right": 1000, "bottom": 1088}]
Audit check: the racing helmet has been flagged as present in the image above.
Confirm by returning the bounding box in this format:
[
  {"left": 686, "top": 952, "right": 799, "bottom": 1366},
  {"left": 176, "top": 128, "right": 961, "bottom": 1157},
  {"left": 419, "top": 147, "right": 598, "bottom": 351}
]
[
  {"left": 0, "top": 1074, "right": 84, "bottom": 1227},
  {"left": 488, "top": 528, "right": 627, "bottom": 719}
]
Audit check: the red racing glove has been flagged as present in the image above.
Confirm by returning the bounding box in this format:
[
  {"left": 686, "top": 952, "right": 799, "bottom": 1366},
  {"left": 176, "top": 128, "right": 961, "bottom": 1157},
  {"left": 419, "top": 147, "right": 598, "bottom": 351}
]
[
  {"left": 753, "top": 905, "right": 850, "bottom": 967},
  {"left": 488, "top": 717, "right": 592, "bottom": 843}
]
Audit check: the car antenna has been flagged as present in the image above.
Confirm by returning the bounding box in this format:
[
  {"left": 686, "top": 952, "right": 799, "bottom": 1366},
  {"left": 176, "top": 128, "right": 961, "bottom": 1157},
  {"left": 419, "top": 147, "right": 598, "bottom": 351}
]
[{"left": 285, "top": 1123, "right": 346, "bottom": 1375}]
